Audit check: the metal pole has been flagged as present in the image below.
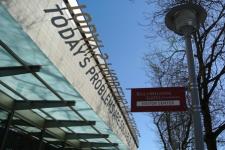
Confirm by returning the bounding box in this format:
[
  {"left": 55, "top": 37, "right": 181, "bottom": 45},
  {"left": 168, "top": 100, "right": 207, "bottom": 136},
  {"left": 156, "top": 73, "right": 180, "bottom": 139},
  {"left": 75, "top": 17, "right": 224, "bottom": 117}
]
[
  {"left": 62, "top": 141, "right": 66, "bottom": 150},
  {"left": 184, "top": 30, "right": 205, "bottom": 150},
  {"left": 0, "top": 110, "right": 14, "bottom": 150},
  {"left": 38, "top": 128, "right": 45, "bottom": 150}
]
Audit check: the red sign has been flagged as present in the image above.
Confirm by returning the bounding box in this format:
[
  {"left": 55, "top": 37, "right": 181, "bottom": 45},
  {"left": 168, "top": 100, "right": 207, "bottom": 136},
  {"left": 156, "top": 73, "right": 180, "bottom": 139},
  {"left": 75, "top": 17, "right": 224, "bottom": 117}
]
[{"left": 131, "top": 87, "right": 186, "bottom": 112}]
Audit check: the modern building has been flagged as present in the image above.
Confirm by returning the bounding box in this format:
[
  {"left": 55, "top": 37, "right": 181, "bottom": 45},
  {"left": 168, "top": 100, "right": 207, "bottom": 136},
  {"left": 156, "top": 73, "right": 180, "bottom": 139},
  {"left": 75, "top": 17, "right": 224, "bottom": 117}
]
[{"left": 0, "top": 0, "right": 139, "bottom": 149}]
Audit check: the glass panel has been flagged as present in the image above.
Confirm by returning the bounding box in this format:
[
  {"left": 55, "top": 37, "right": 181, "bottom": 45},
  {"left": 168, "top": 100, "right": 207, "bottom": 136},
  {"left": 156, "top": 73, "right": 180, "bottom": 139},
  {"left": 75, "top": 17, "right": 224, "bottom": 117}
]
[{"left": 0, "top": 4, "right": 128, "bottom": 149}]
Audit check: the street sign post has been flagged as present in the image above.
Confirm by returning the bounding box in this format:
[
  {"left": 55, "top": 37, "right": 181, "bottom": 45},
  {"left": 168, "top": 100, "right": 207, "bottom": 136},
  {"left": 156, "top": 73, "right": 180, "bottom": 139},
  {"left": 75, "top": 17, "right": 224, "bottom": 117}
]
[{"left": 131, "top": 87, "right": 186, "bottom": 112}]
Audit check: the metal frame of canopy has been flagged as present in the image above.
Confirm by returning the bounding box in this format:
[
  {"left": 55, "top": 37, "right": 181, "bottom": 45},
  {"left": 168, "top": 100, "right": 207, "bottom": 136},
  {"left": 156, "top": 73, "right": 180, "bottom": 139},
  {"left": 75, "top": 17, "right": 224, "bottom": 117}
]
[{"left": 0, "top": 40, "right": 119, "bottom": 150}]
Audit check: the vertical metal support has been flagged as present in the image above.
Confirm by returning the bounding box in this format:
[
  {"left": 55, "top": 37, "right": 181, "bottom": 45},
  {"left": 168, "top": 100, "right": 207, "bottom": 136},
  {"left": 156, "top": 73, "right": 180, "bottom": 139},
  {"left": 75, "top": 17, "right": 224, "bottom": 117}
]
[
  {"left": 61, "top": 141, "right": 66, "bottom": 150},
  {"left": 38, "top": 128, "right": 45, "bottom": 150},
  {"left": 38, "top": 119, "right": 49, "bottom": 150},
  {"left": 0, "top": 110, "right": 14, "bottom": 150},
  {"left": 184, "top": 32, "right": 205, "bottom": 150}
]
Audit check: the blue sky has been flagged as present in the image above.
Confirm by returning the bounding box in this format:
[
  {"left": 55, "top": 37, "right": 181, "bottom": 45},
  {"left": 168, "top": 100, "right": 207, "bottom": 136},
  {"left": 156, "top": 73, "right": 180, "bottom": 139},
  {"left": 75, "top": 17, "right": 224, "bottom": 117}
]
[{"left": 78, "top": 0, "right": 161, "bottom": 149}]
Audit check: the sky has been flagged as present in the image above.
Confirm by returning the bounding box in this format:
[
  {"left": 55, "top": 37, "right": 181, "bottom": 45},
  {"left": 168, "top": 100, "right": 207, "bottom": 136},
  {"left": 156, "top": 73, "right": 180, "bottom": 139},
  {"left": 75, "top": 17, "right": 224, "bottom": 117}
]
[{"left": 78, "top": 0, "right": 161, "bottom": 150}]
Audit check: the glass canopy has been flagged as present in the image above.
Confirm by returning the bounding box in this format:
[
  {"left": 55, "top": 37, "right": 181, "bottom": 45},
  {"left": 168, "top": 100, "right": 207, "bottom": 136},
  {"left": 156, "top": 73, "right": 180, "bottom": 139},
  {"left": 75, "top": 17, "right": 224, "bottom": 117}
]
[{"left": 0, "top": 4, "right": 128, "bottom": 150}]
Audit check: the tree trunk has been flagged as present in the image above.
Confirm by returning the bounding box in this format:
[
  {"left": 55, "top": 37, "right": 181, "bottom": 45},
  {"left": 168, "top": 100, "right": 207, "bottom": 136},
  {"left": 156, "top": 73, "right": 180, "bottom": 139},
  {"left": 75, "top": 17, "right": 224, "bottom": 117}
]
[
  {"left": 205, "top": 134, "right": 217, "bottom": 150},
  {"left": 202, "top": 100, "right": 217, "bottom": 150}
]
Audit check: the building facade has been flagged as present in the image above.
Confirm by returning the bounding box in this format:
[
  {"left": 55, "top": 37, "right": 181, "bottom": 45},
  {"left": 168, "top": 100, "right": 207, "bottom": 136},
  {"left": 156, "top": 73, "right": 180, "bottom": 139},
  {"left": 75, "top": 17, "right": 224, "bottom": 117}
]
[{"left": 0, "top": 0, "right": 138, "bottom": 149}]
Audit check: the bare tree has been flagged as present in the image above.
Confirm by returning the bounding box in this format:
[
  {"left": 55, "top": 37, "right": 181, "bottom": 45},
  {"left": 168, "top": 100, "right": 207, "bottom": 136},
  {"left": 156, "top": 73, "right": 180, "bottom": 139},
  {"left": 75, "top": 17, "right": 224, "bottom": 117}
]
[
  {"left": 144, "top": 49, "right": 194, "bottom": 150},
  {"left": 144, "top": 0, "right": 225, "bottom": 150}
]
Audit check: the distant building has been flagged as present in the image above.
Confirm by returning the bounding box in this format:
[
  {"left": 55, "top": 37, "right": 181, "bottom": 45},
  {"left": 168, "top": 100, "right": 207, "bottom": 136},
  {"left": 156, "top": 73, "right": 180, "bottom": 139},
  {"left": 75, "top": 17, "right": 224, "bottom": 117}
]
[{"left": 0, "top": 0, "right": 138, "bottom": 150}]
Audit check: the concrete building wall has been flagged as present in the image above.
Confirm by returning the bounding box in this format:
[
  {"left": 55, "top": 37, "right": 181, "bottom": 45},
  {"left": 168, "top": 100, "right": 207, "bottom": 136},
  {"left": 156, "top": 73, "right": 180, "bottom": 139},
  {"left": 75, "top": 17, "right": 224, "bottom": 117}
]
[{"left": 1, "top": 0, "right": 137, "bottom": 149}]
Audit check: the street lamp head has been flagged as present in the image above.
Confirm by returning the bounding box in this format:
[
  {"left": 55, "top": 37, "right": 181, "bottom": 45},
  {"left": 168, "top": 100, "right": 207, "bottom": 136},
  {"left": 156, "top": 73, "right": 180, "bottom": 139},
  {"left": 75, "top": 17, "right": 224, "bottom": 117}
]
[{"left": 165, "top": 3, "right": 207, "bottom": 36}]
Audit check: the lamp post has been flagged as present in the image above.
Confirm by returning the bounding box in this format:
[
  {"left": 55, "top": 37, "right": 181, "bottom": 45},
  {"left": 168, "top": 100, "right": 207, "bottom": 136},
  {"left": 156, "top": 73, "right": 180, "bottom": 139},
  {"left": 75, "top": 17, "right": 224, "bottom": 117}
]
[{"left": 165, "top": 3, "right": 207, "bottom": 150}]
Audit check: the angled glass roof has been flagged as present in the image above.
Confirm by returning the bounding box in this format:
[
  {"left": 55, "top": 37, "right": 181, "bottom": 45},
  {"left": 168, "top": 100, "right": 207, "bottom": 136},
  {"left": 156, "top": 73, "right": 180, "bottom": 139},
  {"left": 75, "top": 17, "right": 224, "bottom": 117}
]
[{"left": 0, "top": 4, "right": 128, "bottom": 150}]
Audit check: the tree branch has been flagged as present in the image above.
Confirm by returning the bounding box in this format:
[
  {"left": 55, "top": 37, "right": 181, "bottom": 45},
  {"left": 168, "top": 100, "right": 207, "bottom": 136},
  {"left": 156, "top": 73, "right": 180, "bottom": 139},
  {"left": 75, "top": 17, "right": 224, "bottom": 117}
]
[
  {"left": 200, "top": 6, "right": 225, "bottom": 40},
  {"left": 206, "top": 24, "right": 225, "bottom": 69},
  {"left": 214, "top": 123, "right": 225, "bottom": 138},
  {"left": 208, "top": 65, "right": 225, "bottom": 97}
]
